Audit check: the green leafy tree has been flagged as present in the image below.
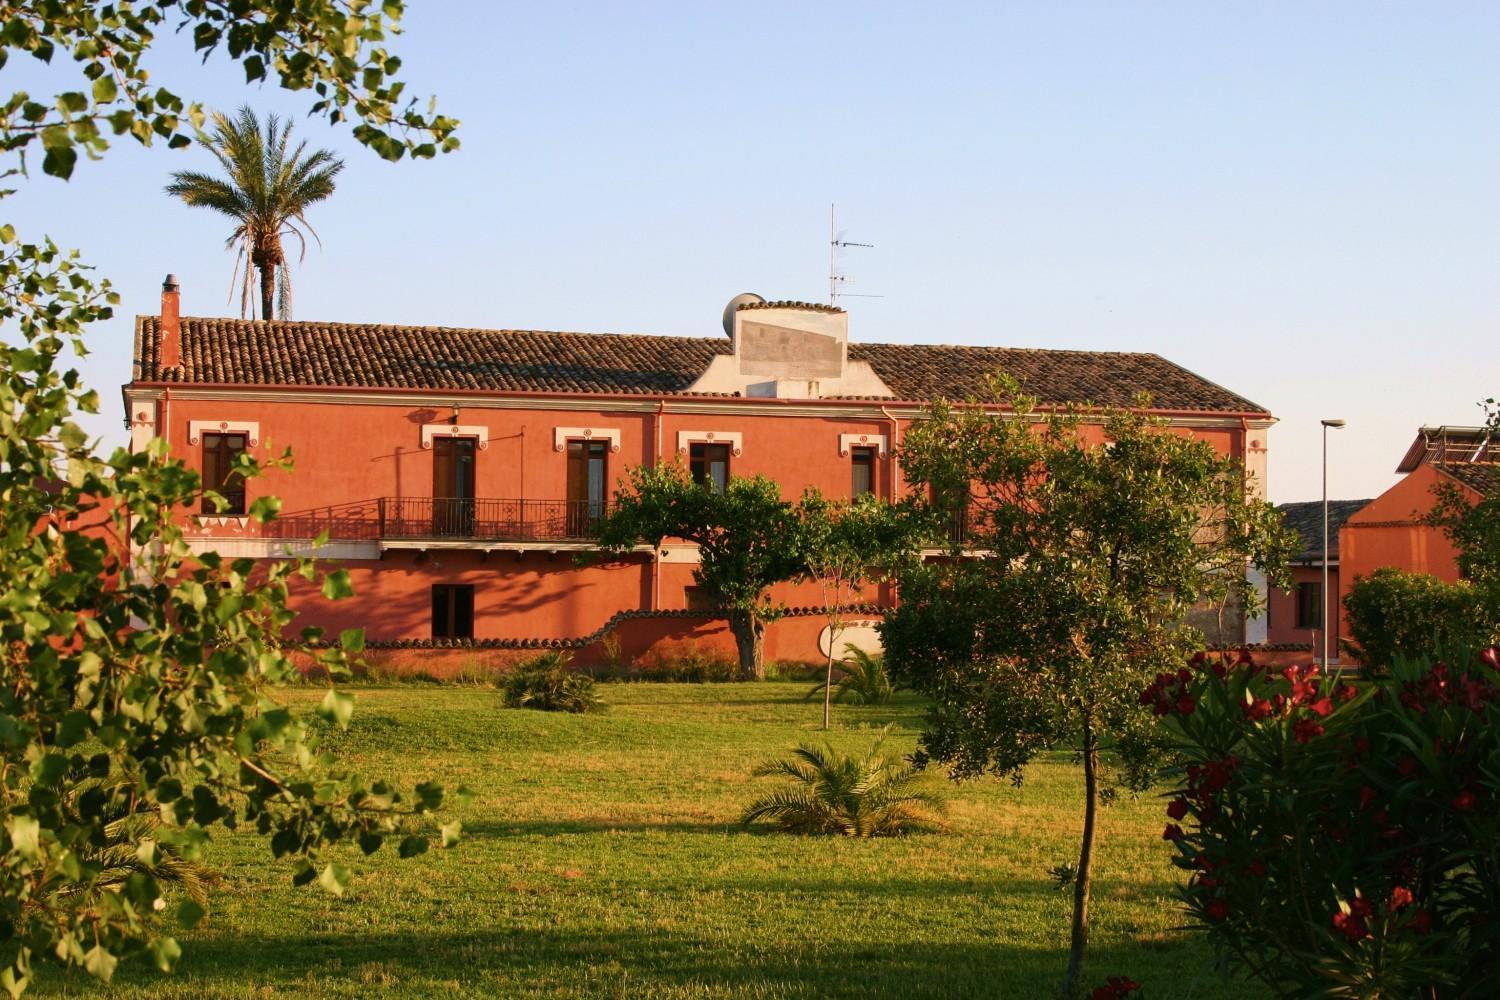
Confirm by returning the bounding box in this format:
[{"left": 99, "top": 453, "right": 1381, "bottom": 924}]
[
  {"left": 1, "top": 2, "right": 459, "bottom": 992},
  {"left": 166, "top": 106, "right": 343, "bottom": 320},
  {"left": 796, "top": 490, "right": 923, "bottom": 728},
  {"left": 883, "top": 381, "right": 1294, "bottom": 997},
  {"left": 594, "top": 463, "right": 808, "bottom": 679},
  {"left": 1426, "top": 400, "right": 1500, "bottom": 596}
]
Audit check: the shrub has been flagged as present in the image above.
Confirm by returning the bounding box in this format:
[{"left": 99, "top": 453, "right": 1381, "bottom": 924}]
[
  {"left": 1343, "top": 567, "right": 1497, "bottom": 669},
  {"left": 741, "top": 726, "right": 946, "bottom": 836},
  {"left": 500, "top": 653, "right": 602, "bottom": 713},
  {"left": 809, "top": 646, "right": 894, "bottom": 705},
  {"left": 1149, "top": 646, "right": 1500, "bottom": 996},
  {"left": 633, "top": 643, "right": 739, "bottom": 683}
]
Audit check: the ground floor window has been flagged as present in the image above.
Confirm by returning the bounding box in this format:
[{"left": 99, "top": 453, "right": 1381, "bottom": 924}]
[
  {"left": 1295, "top": 581, "right": 1322, "bottom": 630},
  {"left": 432, "top": 584, "right": 475, "bottom": 639}
]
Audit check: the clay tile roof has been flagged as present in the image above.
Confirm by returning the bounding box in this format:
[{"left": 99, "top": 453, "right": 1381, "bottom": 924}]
[
  {"left": 1435, "top": 462, "right": 1500, "bottom": 497},
  {"left": 737, "top": 300, "right": 845, "bottom": 314},
  {"left": 132, "top": 316, "right": 1268, "bottom": 413},
  {"left": 1276, "top": 499, "right": 1374, "bottom": 562}
]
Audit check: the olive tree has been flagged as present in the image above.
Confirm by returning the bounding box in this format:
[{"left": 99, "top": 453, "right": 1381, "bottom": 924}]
[
  {"left": 883, "top": 382, "right": 1294, "bottom": 997},
  {"left": 1, "top": 2, "right": 460, "bottom": 992}
]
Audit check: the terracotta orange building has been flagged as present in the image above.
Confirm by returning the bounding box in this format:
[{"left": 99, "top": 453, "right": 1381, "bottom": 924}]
[
  {"left": 1339, "top": 425, "right": 1497, "bottom": 644},
  {"left": 123, "top": 279, "right": 1277, "bottom": 665}
]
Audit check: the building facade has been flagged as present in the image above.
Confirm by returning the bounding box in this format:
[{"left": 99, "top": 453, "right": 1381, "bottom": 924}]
[
  {"left": 1266, "top": 499, "right": 1371, "bottom": 660},
  {"left": 124, "top": 280, "right": 1276, "bottom": 667}
]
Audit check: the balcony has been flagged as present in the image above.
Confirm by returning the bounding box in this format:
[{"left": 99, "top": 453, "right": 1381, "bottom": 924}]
[{"left": 266, "top": 497, "right": 611, "bottom": 546}]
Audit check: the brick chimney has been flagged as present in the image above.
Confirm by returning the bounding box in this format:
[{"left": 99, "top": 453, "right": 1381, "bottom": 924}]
[{"left": 159, "top": 274, "right": 181, "bottom": 370}]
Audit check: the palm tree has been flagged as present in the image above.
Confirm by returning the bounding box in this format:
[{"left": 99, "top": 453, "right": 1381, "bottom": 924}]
[
  {"left": 806, "top": 645, "right": 896, "bottom": 707},
  {"left": 741, "top": 726, "right": 947, "bottom": 837},
  {"left": 165, "top": 106, "right": 343, "bottom": 320}
]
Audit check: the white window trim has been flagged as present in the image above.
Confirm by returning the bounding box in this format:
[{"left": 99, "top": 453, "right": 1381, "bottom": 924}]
[
  {"left": 553, "top": 427, "right": 622, "bottom": 453},
  {"left": 839, "top": 433, "right": 888, "bottom": 457},
  {"left": 421, "top": 424, "right": 489, "bottom": 450},
  {"left": 677, "top": 430, "right": 743, "bottom": 457},
  {"left": 188, "top": 420, "right": 260, "bottom": 447}
]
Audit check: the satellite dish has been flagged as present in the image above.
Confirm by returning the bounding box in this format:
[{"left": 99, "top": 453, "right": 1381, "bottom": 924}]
[{"left": 722, "top": 292, "right": 765, "bottom": 338}]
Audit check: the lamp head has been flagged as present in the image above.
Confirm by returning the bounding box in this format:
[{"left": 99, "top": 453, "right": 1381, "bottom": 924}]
[{"left": 1322, "top": 419, "right": 1346, "bottom": 429}]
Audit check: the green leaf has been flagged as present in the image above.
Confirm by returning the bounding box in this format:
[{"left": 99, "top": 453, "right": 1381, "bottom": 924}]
[
  {"left": 7, "top": 815, "right": 41, "bottom": 860},
  {"left": 322, "top": 569, "right": 354, "bottom": 600},
  {"left": 440, "top": 821, "right": 462, "bottom": 848},
  {"left": 318, "top": 862, "right": 352, "bottom": 896},
  {"left": 340, "top": 627, "right": 366, "bottom": 653},
  {"left": 318, "top": 689, "right": 355, "bottom": 729},
  {"left": 397, "top": 835, "right": 428, "bottom": 859},
  {"left": 91, "top": 75, "right": 118, "bottom": 103},
  {"left": 148, "top": 936, "right": 182, "bottom": 973},
  {"left": 177, "top": 899, "right": 205, "bottom": 930},
  {"left": 83, "top": 945, "right": 118, "bottom": 982},
  {"left": 357, "top": 830, "right": 383, "bottom": 855}
]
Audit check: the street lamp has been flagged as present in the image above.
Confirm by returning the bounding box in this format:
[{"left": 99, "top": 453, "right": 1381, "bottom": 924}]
[{"left": 1321, "top": 419, "right": 1346, "bottom": 672}]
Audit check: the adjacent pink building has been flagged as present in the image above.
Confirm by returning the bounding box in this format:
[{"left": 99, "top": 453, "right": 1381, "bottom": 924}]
[{"left": 123, "top": 279, "right": 1277, "bottom": 667}]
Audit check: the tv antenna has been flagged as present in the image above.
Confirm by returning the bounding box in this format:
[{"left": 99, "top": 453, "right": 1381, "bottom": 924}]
[{"left": 828, "top": 204, "right": 881, "bottom": 305}]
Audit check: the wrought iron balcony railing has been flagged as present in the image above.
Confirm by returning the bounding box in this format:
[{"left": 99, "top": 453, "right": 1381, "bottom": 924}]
[{"left": 264, "top": 497, "right": 610, "bottom": 543}]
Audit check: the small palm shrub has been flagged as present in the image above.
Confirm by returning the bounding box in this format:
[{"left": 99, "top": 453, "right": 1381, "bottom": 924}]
[
  {"left": 500, "top": 653, "right": 601, "bottom": 713},
  {"left": 741, "top": 726, "right": 946, "bottom": 836},
  {"left": 808, "top": 646, "right": 894, "bottom": 705}
]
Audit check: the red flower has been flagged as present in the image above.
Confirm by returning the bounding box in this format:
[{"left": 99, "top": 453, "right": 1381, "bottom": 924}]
[
  {"left": 1337, "top": 683, "right": 1358, "bottom": 703},
  {"left": 1244, "top": 698, "right": 1273, "bottom": 721},
  {"left": 1245, "top": 859, "right": 1266, "bottom": 877},
  {"left": 1409, "top": 908, "right": 1432, "bottom": 934},
  {"left": 1162, "top": 823, "right": 1185, "bottom": 841},
  {"left": 1293, "top": 718, "right": 1324, "bottom": 743},
  {"left": 1354, "top": 737, "right": 1371, "bottom": 754},
  {"left": 1176, "top": 692, "right": 1197, "bottom": 716},
  {"left": 1166, "top": 798, "right": 1189, "bottom": 821},
  {"left": 1308, "top": 696, "right": 1334, "bottom": 718},
  {"left": 1452, "top": 789, "right": 1476, "bottom": 812},
  {"left": 1482, "top": 646, "right": 1499, "bottom": 670},
  {"left": 1387, "top": 886, "right": 1413, "bottom": 912},
  {"left": 1358, "top": 786, "right": 1376, "bottom": 810},
  {"left": 1088, "top": 976, "right": 1142, "bottom": 1000},
  {"left": 1332, "top": 910, "right": 1369, "bottom": 941},
  {"left": 1205, "top": 898, "right": 1229, "bottom": 921},
  {"left": 1397, "top": 756, "right": 1419, "bottom": 777},
  {"left": 1348, "top": 897, "right": 1374, "bottom": 920}
]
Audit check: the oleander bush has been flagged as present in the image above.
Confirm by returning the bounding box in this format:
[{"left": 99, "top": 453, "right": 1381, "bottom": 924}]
[
  {"left": 1149, "top": 646, "right": 1500, "bottom": 997},
  {"left": 500, "top": 653, "right": 602, "bottom": 713}
]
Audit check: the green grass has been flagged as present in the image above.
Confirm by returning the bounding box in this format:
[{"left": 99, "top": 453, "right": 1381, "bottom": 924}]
[{"left": 32, "top": 684, "right": 1262, "bottom": 999}]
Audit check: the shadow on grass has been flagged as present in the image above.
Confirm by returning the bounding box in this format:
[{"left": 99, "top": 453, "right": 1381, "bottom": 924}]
[
  {"left": 61, "top": 920, "right": 1239, "bottom": 1000},
  {"left": 460, "top": 818, "right": 743, "bottom": 837}
]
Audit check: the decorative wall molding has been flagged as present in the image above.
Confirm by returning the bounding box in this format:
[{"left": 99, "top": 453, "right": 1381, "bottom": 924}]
[
  {"left": 838, "top": 433, "right": 889, "bottom": 457},
  {"left": 187, "top": 419, "right": 260, "bottom": 446},
  {"left": 191, "top": 516, "right": 250, "bottom": 531},
  {"left": 553, "top": 427, "right": 622, "bottom": 453},
  {"left": 420, "top": 424, "right": 489, "bottom": 450},
  {"left": 676, "top": 430, "right": 743, "bottom": 456}
]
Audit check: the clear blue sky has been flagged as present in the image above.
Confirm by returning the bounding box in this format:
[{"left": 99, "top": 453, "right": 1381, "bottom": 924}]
[{"left": 9, "top": 2, "right": 1498, "bottom": 503}]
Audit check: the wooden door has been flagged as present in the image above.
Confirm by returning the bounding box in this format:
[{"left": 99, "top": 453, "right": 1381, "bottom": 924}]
[{"left": 432, "top": 437, "right": 477, "bottom": 536}]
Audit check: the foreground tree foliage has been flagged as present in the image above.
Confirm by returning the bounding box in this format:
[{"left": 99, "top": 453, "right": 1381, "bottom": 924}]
[
  {"left": 2, "top": 2, "right": 460, "bottom": 993},
  {"left": 883, "top": 381, "right": 1294, "bottom": 997},
  {"left": 1154, "top": 648, "right": 1500, "bottom": 996}
]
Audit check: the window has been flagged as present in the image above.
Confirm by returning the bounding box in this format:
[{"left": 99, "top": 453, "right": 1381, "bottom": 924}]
[
  {"left": 432, "top": 584, "right": 475, "bottom": 639},
  {"left": 690, "top": 443, "right": 731, "bottom": 493},
  {"left": 850, "top": 446, "right": 876, "bottom": 498},
  {"left": 1296, "top": 582, "right": 1322, "bottom": 630},
  {"left": 201, "top": 432, "right": 247, "bottom": 515},
  {"left": 432, "top": 436, "right": 477, "bottom": 536},
  {"left": 684, "top": 585, "right": 715, "bottom": 612},
  {"left": 566, "top": 439, "right": 609, "bottom": 535}
]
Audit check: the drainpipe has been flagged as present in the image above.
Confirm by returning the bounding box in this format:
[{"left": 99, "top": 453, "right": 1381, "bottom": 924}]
[
  {"left": 650, "top": 401, "right": 666, "bottom": 610},
  {"left": 879, "top": 404, "right": 902, "bottom": 611}
]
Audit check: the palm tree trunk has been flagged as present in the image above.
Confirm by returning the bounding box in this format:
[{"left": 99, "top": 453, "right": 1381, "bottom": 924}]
[
  {"left": 258, "top": 263, "right": 275, "bottom": 321},
  {"left": 1064, "top": 719, "right": 1100, "bottom": 998}
]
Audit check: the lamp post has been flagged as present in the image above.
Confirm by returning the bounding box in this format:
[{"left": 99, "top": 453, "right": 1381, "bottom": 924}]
[{"left": 1321, "top": 419, "right": 1346, "bottom": 672}]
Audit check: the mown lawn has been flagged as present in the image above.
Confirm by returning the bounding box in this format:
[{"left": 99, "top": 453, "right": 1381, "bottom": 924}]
[{"left": 32, "top": 683, "right": 1261, "bottom": 999}]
